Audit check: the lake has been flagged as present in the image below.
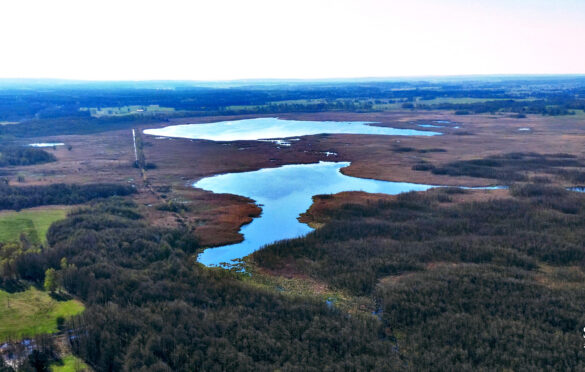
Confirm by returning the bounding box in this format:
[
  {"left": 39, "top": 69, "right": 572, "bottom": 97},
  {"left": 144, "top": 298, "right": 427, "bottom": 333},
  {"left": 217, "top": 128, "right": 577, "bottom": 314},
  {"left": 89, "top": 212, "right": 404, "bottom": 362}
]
[
  {"left": 144, "top": 117, "right": 441, "bottom": 141},
  {"left": 195, "top": 161, "right": 441, "bottom": 267},
  {"left": 147, "top": 117, "right": 445, "bottom": 266}
]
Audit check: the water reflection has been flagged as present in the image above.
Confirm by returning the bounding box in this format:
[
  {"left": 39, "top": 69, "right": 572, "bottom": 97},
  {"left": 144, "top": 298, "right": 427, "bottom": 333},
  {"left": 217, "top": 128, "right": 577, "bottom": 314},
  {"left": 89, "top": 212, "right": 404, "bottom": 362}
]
[
  {"left": 145, "top": 117, "right": 441, "bottom": 141},
  {"left": 195, "top": 161, "right": 439, "bottom": 266}
]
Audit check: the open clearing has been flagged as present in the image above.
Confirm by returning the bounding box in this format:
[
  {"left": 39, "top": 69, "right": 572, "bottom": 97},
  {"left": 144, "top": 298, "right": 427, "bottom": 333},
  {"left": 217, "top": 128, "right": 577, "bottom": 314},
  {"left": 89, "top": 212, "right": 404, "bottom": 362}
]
[
  {"left": 50, "top": 355, "right": 91, "bottom": 372},
  {"left": 0, "top": 207, "right": 68, "bottom": 244},
  {"left": 0, "top": 287, "right": 84, "bottom": 341}
]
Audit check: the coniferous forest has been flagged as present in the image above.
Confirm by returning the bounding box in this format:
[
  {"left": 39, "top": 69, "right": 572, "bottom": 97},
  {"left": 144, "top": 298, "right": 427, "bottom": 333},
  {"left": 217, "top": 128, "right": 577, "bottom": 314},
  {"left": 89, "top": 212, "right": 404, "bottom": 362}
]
[
  {"left": 1, "top": 184, "right": 585, "bottom": 370},
  {"left": 255, "top": 185, "right": 585, "bottom": 370}
]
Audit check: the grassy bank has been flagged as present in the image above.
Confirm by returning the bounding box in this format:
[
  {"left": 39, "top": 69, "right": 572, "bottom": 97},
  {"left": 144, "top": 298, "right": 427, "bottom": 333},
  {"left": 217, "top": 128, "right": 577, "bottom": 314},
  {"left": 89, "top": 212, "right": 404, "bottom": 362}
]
[
  {"left": 50, "top": 355, "right": 90, "bottom": 372},
  {"left": 0, "top": 287, "right": 84, "bottom": 341}
]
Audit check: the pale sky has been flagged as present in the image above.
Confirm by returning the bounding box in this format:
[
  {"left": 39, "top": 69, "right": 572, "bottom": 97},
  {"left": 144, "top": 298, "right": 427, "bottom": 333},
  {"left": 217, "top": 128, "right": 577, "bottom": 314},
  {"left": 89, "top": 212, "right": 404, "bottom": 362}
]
[{"left": 0, "top": 0, "right": 584, "bottom": 81}]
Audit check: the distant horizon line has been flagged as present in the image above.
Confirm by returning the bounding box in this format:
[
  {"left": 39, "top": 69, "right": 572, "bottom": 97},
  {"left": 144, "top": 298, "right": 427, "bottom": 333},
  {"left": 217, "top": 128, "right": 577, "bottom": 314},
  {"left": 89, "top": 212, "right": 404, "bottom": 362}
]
[{"left": 1, "top": 73, "right": 585, "bottom": 84}]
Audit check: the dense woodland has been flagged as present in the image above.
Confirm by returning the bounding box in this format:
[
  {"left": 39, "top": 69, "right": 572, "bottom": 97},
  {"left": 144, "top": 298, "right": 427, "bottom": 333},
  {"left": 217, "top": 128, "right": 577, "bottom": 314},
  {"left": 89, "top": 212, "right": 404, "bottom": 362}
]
[
  {"left": 0, "top": 183, "right": 135, "bottom": 210},
  {"left": 0, "top": 147, "right": 55, "bottom": 168},
  {"left": 254, "top": 185, "right": 585, "bottom": 370},
  {"left": 1, "top": 200, "right": 402, "bottom": 371},
  {"left": 2, "top": 184, "right": 585, "bottom": 370},
  {"left": 414, "top": 152, "right": 585, "bottom": 184}
]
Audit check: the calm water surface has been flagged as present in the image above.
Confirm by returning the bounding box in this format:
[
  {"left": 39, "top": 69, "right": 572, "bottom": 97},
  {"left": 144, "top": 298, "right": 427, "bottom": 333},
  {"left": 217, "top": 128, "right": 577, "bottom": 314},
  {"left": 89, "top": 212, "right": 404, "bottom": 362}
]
[
  {"left": 144, "top": 117, "right": 440, "bottom": 141},
  {"left": 29, "top": 143, "right": 65, "bottom": 147},
  {"left": 418, "top": 124, "right": 444, "bottom": 128},
  {"left": 195, "top": 161, "right": 439, "bottom": 266}
]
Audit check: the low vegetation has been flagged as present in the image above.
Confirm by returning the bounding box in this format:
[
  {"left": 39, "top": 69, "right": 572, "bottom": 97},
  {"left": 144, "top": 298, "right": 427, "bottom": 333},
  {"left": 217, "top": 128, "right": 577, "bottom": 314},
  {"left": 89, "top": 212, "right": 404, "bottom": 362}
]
[
  {"left": 50, "top": 355, "right": 90, "bottom": 372},
  {"left": 0, "top": 287, "right": 84, "bottom": 341},
  {"left": 0, "top": 208, "right": 67, "bottom": 245}
]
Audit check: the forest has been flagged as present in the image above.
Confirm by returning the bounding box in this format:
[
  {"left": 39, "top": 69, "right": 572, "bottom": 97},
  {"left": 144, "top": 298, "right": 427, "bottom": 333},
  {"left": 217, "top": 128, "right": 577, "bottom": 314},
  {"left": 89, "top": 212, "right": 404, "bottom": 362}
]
[
  {"left": 1, "top": 199, "right": 402, "bottom": 371},
  {"left": 0, "top": 147, "right": 55, "bottom": 168},
  {"left": 2, "top": 184, "right": 585, "bottom": 370},
  {"left": 254, "top": 185, "right": 585, "bottom": 370},
  {"left": 0, "top": 183, "right": 135, "bottom": 211}
]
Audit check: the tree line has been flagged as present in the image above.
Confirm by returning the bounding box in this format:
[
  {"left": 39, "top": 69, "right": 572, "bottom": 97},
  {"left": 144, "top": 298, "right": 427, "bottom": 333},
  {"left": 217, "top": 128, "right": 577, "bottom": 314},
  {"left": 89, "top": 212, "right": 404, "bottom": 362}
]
[
  {"left": 0, "top": 183, "right": 135, "bottom": 211},
  {"left": 0, "top": 146, "right": 56, "bottom": 167},
  {"left": 413, "top": 152, "right": 585, "bottom": 183}
]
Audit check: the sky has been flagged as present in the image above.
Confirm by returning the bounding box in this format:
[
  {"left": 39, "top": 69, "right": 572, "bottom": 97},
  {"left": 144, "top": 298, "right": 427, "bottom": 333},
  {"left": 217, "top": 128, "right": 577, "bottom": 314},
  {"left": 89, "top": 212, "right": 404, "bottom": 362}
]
[{"left": 0, "top": 0, "right": 584, "bottom": 81}]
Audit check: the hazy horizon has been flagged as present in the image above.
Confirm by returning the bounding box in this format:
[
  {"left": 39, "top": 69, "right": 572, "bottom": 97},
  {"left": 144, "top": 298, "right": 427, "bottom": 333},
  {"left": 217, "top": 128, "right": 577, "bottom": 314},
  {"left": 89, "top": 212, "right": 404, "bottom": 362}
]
[{"left": 1, "top": 73, "right": 585, "bottom": 85}]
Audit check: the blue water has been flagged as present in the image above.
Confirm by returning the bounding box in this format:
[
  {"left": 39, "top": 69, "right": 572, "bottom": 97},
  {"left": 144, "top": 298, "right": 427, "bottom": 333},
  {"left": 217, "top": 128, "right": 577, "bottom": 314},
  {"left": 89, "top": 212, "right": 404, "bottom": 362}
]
[
  {"left": 195, "top": 161, "right": 439, "bottom": 267},
  {"left": 29, "top": 142, "right": 65, "bottom": 147},
  {"left": 144, "top": 117, "right": 440, "bottom": 141},
  {"left": 418, "top": 124, "right": 444, "bottom": 128}
]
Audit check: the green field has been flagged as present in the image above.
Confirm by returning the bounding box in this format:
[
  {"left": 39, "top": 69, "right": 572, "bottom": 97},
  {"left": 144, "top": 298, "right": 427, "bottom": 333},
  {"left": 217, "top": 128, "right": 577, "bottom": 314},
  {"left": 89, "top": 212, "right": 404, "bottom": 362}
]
[
  {"left": 0, "top": 208, "right": 68, "bottom": 244},
  {"left": 80, "top": 105, "right": 175, "bottom": 118},
  {"left": 50, "top": 355, "right": 91, "bottom": 372},
  {"left": 0, "top": 287, "right": 84, "bottom": 341}
]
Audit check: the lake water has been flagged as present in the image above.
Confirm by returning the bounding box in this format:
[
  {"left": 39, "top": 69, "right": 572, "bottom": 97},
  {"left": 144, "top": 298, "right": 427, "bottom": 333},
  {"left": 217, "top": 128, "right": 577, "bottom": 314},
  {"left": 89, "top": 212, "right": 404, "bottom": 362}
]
[
  {"left": 149, "top": 117, "right": 446, "bottom": 266},
  {"left": 195, "top": 161, "right": 440, "bottom": 266},
  {"left": 418, "top": 124, "right": 444, "bottom": 128},
  {"left": 29, "top": 143, "right": 65, "bottom": 147},
  {"left": 144, "top": 117, "right": 441, "bottom": 141}
]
